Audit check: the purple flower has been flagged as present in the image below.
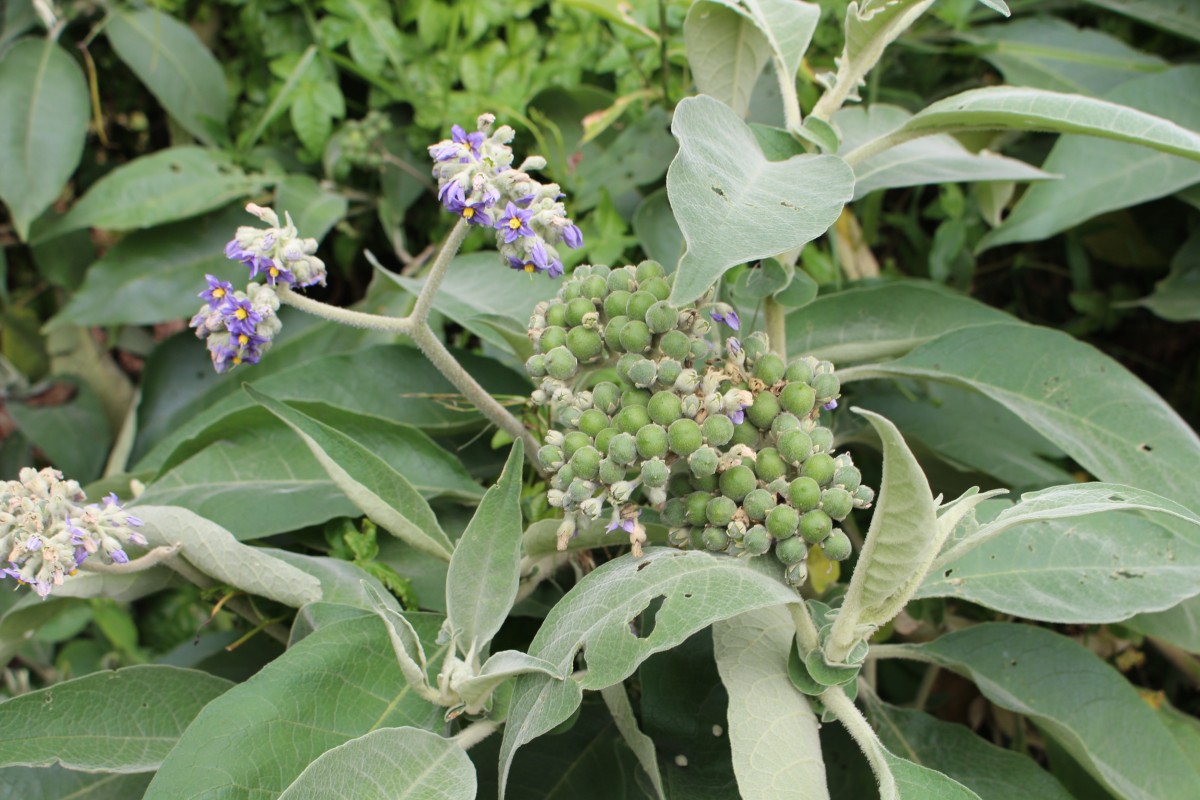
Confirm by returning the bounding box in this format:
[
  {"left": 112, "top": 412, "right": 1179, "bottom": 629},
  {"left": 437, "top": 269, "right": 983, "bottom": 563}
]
[
  {"left": 110, "top": 548, "right": 129, "bottom": 564},
  {"left": 438, "top": 179, "right": 462, "bottom": 207},
  {"left": 823, "top": 399, "right": 838, "bottom": 411},
  {"left": 508, "top": 239, "right": 554, "bottom": 276},
  {"left": 200, "top": 275, "right": 234, "bottom": 305},
  {"left": 25, "top": 536, "right": 41, "bottom": 552},
  {"left": 728, "top": 337, "right": 741, "bottom": 355},
  {"left": 74, "top": 547, "right": 88, "bottom": 567},
  {"left": 729, "top": 408, "right": 745, "bottom": 425},
  {"left": 65, "top": 516, "right": 87, "bottom": 544},
  {"left": 251, "top": 259, "right": 296, "bottom": 286},
  {"left": 710, "top": 310, "right": 740, "bottom": 331},
  {"left": 225, "top": 239, "right": 273, "bottom": 276},
  {"left": 221, "top": 297, "right": 263, "bottom": 337},
  {"left": 103, "top": 492, "right": 120, "bottom": 507},
  {"left": 452, "top": 124, "right": 485, "bottom": 159},
  {"left": 495, "top": 202, "right": 535, "bottom": 243},
  {"left": 444, "top": 185, "right": 494, "bottom": 226},
  {"left": 607, "top": 518, "right": 636, "bottom": 534},
  {"left": 561, "top": 222, "right": 583, "bottom": 249}
]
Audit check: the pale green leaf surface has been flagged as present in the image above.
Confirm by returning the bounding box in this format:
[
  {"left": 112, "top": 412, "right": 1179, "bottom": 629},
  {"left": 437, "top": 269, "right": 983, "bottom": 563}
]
[
  {"left": 841, "top": 323, "right": 1200, "bottom": 514},
  {"left": 684, "top": 2, "right": 771, "bottom": 117},
  {"left": 712, "top": 606, "right": 828, "bottom": 800},
  {"left": 144, "top": 613, "right": 448, "bottom": 800},
  {"left": 1080, "top": 0, "right": 1200, "bottom": 42},
  {"left": 264, "top": 550, "right": 398, "bottom": 611},
  {"left": 277, "top": 727, "right": 476, "bottom": 800},
  {"left": 1127, "top": 596, "right": 1200, "bottom": 653},
  {"left": 979, "top": 67, "right": 1200, "bottom": 249},
  {"left": 901, "top": 623, "right": 1196, "bottom": 800},
  {"left": 446, "top": 442, "right": 524, "bottom": 651},
  {"left": 598, "top": 683, "right": 666, "bottom": 800},
  {"left": 1132, "top": 230, "right": 1200, "bottom": 322},
  {"left": 887, "top": 754, "right": 982, "bottom": 800},
  {"left": 50, "top": 568, "right": 175, "bottom": 603},
  {"left": 666, "top": 95, "right": 853, "bottom": 304},
  {"left": 248, "top": 387, "right": 453, "bottom": 560},
  {"left": 0, "top": 39, "right": 89, "bottom": 240},
  {"left": 742, "top": 0, "right": 820, "bottom": 89},
  {"left": 0, "top": 665, "right": 232, "bottom": 772},
  {"left": 7, "top": 379, "right": 110, "bottom": 482},
  {"left": 632, "top": 188, "right": 683, "bottom": 270},
  {"left": 0, "top": 765, "right": 152, "bottom": 800},
  {"left": 455, "top": 650, "right": 562, "bottom": 711},
  {"left": 275, "top": 174, "right": 347, "bottom": 241},
  {"left": 833, "top": 0, "right": 936, "bottom": 107},
  {"left": 106, "top": 8, "right": 228, "bottom": 145},
  {"left": 136, "top": 505, "right": 322, "bottom": 607}
]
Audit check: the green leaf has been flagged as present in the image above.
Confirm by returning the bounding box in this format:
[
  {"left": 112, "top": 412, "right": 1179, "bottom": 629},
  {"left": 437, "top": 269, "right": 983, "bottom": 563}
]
[
  {"left": 840, "top": 323, "right": 1200, "bottom": 514},
  {"left": 41, "top": 147, "right": 267, "bottom": 239},
  {"left": 632, "top": 188, "right": 684, "bottom": 270},
  {"left": 1127, "top": 597, "right": 1200, "bottom": 653},
  {"left": 6, "top": 379, "right": 110, "bottom": 482},
  {"left": 1131, "top": 230, "right": 1200, "bottom": 322},
  {"left": 742, "top": 0, "right": 820, "bottom": 97},
  {"left": 498, "top": 549, "right": 800, "bottom": 798},
  {"left": 713, "top": 606, "right": 829, "bottom": 800},
  {"left": 446, "top": 442, "right": 524, "bottom": 651},
  {"left": 291, "top": 84, "right": 334, "bottom": 154},
  {"left": 573, "top": 107, "right": 677, "bottom": 213},
  {"left": 240, "top": 46, "right": 317, "bottom": 151},
  {"left": 277, "top": 727, "right": 476, "bottom": 800},
  {"left": 1080, "top": 0, "right": 1200, "bottom": 42},
  {"left": 897, "top": 623, "right": 1197, "bottom": 800},
  {"left": 867, "top": 700, "right": 1075, "bottom": 800},
  {"left": 266, "top": 550, "right": 399, "bottom": 610},
  {"left": 835, "top": 105, "right": 1050, "bottom": 199},
  {"left": 144, "top": 613, "right": 448, "bottom": 800},
  {"left": 785, "top": 281, "right": 1015, "bottom": 363},
  {"left": 821, "top": 0, "right": 936, "bottom": 112},
  {"left": 886, "top": 754, "right": 982, "bottom": 800},
  {"left": 0, "top": 766, "right": 152, "bottom": 800},
  {"left": 0, "top": 38, "right": 89, "bottom": 240},
  {"left": 0, "top": 665, "right": 232, "bottom": 772},
  {"left": 275, "top": 174, "right": 347, "bottom": 242},
  {"left": 136, "top": 505, "right": 323, "bottom": 606},
  {"left": 105, "top": 8, "right": 228, "bottom": 145},
  {"left": 599, "top": 683, "right": 667, "bottom": 800},
  {"left": 247, "top": 386, "right": 454, "bottom": 560},
  {"left": 979, "top": 67, "right": 1200, "bottom": 250},
  {"left": 684, "top": 1, "right": 772, "bottom": 118},
  {"left": 666, "top": 95, "right": 853, "bottom": 305}
]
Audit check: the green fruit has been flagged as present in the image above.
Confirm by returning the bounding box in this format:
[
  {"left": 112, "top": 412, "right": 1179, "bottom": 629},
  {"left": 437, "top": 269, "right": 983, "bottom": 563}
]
[
  {"left": 581, "top": 275, "right": 607, "bottom": 300},
  {"left": 658, "top": 330, "right": 691, "bottom": 361},
  {"left": 566, "top": 297, "right": 595, "bottom": 327},
  {"left": 646, "top": 301, "right": 678, "bottom": 334},
  {"left": 834, "top": 466, "right": 862, "bottom": 492},
  {"left": 621, "top": 389, "right": 651, "bottom": 407},
  {"left": 539, "top": 326, "right": 566, "bottom": 352},
  {"left": 604, "top": 316, "right": 629, "bottom": 351},
  {"left": 778, "top": 429, "right": 814, "bottom": 465},
  {"left": 779, "top": 382, "right": 816, "bottom": 417},
  {"left": 788, "top": 477, "right": 822, "bottom": 511},
  {"left": 662, "top": 497, "right": 688, "bottom": 527},
  {"left": 616, "top": 352, "right": 640, "bottom": 383},
  {"left": 636, "top": 423, "right": 669, "bottom": 459},
  {"left": 706, "top": 496, "right": 738, "bottom": 527},
  {"left": 608, "top": 432, "right": 638, "bottom": 465},
  {"left": 594, "top": 427, "right": 617, "bottom": 454},
  {"left": 628, "top": 358, "right": 658, "bottom": 388},
  {"left": 703, "top": 527, "right": 730, "bottom": 552},
  {"left": 854, "top": 485, "right": 876, "bottom": 506},
  {"left": 668, "top": 473, "right": 692, "bottom": 497},
  {"left": 620, "top": 320, "right": 653, "bottom": 353},
  {"left": 743, "top": 525, "right": 771, "bottom": 556},
  {"left": 719, "top": 465, "right": 756, "bottom": 503},
  {"left": 615, "top": 404, "right": 652, "bottom": 435},
  {"left": 691, "top": 472, "right": 718, "bottom": 492},
  {"left": 802, "top": 453, "right": 837, "bottom": 486},
  {"left": 592, "top": 382, "right": 621, "bottom": 414},
  {"left": 567, "top": 327, "right": 604, "bottom": 362},
  {"left": 685, "top": 492, "right": 711, "bottom": 526},
  {"left": 551, "top": 465, "right": 573, "bottom": 490},
  {"left": 640, "top": 458, "right": 670, "bottom": 488},
  {"left": 799, "top": 509, "right": 832, "bottom": 544},
  {"left": 546, "top": 346, "right": 579, "bottom": 380},
  {"left": 730, "top": 421, "right": 759, "bottom": 448},
  {"left": 607, "top": 269, "right": 635, "bottom": 293},
  {"left": 810, "top": 427, "right": 834, "bottom": 454},
  {"left": 775, "top": 535, "right": 808, "bottom": 565},
  {"left": 567, "top": 478, "right": 594, "bottom": 504},
  {"left": 562, "top": 431, "right": 591, "bottom": 460},
  {"left": 702, "top": 414, "right": 735, "bottom": 447},
  {"left": 770, "top": 413, "right": 802, "bottom": 436},
  {"left": 668, "top": 418, "right": 703, "bottom": 456},
  {"left": 598, "top": 457, "right": 626, "bottom": 484},
  {"left": 755, "top": 448, "right": 787, "bottom": 483},
  {"left": 656, "top": 358, "right": 683, "bottom": 387},
  {"left": 767, "top": 505, "right": 800, "bottom": 540},
  {"left": 746, "top": 392, "right": 780, "bottom": 429},
  {"left": 525, "top": 354, "right": 546, "bottom": 378},
  {"left": 821, "top": 487, "right": 854, "bottom": 521},
  {"left": 537, "top": 445, "right": 563, "bottom": 469},
  {"left": 688, "top": 446, "right": 719, "bottom": 477},
  {"left": 570, "top": 446, "right": 601, "bottom": 479},
  {"left": 604, "top": 290, "right": 632, "bottom": 319},
  {"left": 589, "top": 264, "right": 611, "bottom": 279},
  {"left": 636, "top": 260, "right": 666, "bottom": 282},
  {"left": 561, "top": 279, "right": 583, "bottom": 301},
  {"left": 741, "top": 334, "right": 768, "bottom": 361},
  {"left": 544, "top": 302, "right": 567, "bottom": 328},
  {"left": 641, "top": 276, "right": 671, "bottom": 301},
  {"left": 742, "top": 488, "right": 776, "bottom": 521},
  {"left": 690, "top": 339, "right": 713, "bottom": 361},
  {"left": 785, "top": 360, "right": 813, "bottom": 384},
  {"left": 821, "top": 530, "right": 852, "bottom": 561},
  {"left": 626, "top": 291, "right": 657, "bottom": 321},
  {"left": 812, "top": 373, "right": 841, "bottom": 403},
  {"left": 578, "top": 409, "right": 609, "bottom": 437},
  {"left": 648, "top": 391, "right": 683, "bottom": 426},
  {"left": 754, "top": 353, "right": 786, "bottom": 385}
]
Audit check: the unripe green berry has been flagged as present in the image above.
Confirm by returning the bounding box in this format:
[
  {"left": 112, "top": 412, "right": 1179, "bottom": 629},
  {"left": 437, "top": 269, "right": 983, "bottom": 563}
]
[
  {"left": 608, "top": 432, "right": 637, "bottom": 465},
  {"left": 605, "top": 316, "right": 629, "bottom": 351},
  {"left": 570, "top": 446, "right": 601, "bottom": 480},
  {"left": 742, "top": 525, "right": 771, "bottom": 556},
  {"left": 566, "top": 297, "right": 595, "bottom": 327},
  {"left": 562, "top": 431, "right": 592, "bottom": 459},
  {"left": 526, "top": 354, "right": 546, "bottom": 378},
  {"left": 690, "top": 339, "right": 713, "bottom": 361},
  {"left": 854, "top": 485, "right": 876, "bottom": 507},
  {"left": 641, "top": 458, "right": 670, "bottom": 488},
  {"left": 648, "top": 392, "right": 683, "bottom": 426},
  {"left": 812, "top": 373, "right": 841, "bottom": 403},
  {"left": 581, "top": 275, "right": 607, "bottom": 300},
  {"left": 544, "top": 303, "right": 567, "bottom": 328},
  {"left": 562, "top": 279, "right": 583, "bottom": 301},
  {"left": 778, "top": 429, "right": 814, "bottom": 465},
  {"left": 592, "top": 382, "right": 621, "bottom": 414},
  {"left": 691, "top": 472, "right": 718, "bottom": 492},
  {"left": 742, "top": 333, "right": 769, "bottom": 361},
  {"left": 775, "top": 535, "right": 808, "bottom": 565},
  {"left": 615, "top": 405, "right": 651, "bottom": 435},
  {"left": 607, "top": 268, "right": 635, "bottom": 293},
  {"left": 810, "top": 427, "right": 834, "bottom": 454},
  {"left": 685, "top": 492, "right": 710, "bottom": 526},
  {"left": 689, "top": 446, "right": 719, "bottom": 477},
  {"left": 658, "top": 330, "right": 691, "bottom": 361},
  {"left": 746, "top": 392, "right": 781, "bottom": 429},
  {"left": 621, "top": 389, "right": 651, "bottom": 408},
  {"left": 767, "top": 504, "right": 800, "bottom": 540},
  {"left": 645, "top": 301, "right": 677, "bottom": 334},
  {"left": 567, "top": 327, "right": 604, "bottom": 362},
  {"left": 628, "top": 358, "right": 657, "bottom": 388},
  {"left": 703, "top": 526, "right": 730, "bottom": 552},
  {"left": 656, "top": 358, "right": 683, "bottom": 387},
  {"left": 821, "top": 529, "right": 852, "bottom": 561},
  {"left": 730, "top": 421, "right": 759, "bottom": 448},
  {"left": 702, "top": 414, "right": 735, "bottom": 447},
  {"left": 626, "top": 291, "right": 657, "bottom": 321},
  {"left": 537, "top": 445, "right": 563, "bottom": 469},
  {"left": 754, "top": 353, "right": 786, "bottom": 385},
  {"left": 742, "top": 488, "right": 776, "bottom": 521},
  {"left": 641, "top": 277, "right": 671, "bottom": 301},
  {"left": 770, "top": 413, "right": 802, "bottom": 437},
  {"left": 594, "top": 426, "right": 617, "bottom": 455},
  {"left": 560, "top": 406, "right": 584, "bottom": 429},
  {"left": 668, "top": 418, "right": 703, "bottom": 456},
  {"left": 834, "top": 466, "right": 862, "bottom": 492},
  {"left": 785, "top": 360, "right": 813, "bottom": 384},
  {"left": 567, "top": 478, "right": 594, "bottom": 504},
  {"left": 636, "top": 260, "right": 666, "bottom": 282},
  {"left": 662, "top": 497, "right": 688, "bottom": 527},
  {"left": 780, "top": 382, "right": 816, "bottom": 417},
  {"left": 598, "top": 457, "right": 626, "bottom": 485},
  {"left": 578, "top": 409, "right": 609, "bottom": 437},
  {"left": 802, "top": 453, "right": 837, "bottom": 486},
  {"left": 719, "top": 465, "right": 756, "bottom": 503},
  {"left": 821, "top": 487, "right": 854, "bottom": 521},
  {"left": 615, "top": 352, "right": 640, "bottom": 383},
  {"left": 755, "top": 448, "right": 787, "bottom": 483},
  {"left": 539, "top": 326, "right": 567, "bottom": 352},
  {"left": 788, "top": 477, "right": 822, "bottom": 511},
  {"left": 799, "top": 509, "right": 832, "bottom": 544},
  {"left": 636, "top": 423, "right": 669, "bottom": 459},
  {"left": 706, "top": 496, "right": 737, "bottom": 527},
  {"left": 546, "top": 346, "right": 579, "bottom": 381},
  {"left": 620, "top": 320, "right": 653, "bottom": 354},
  {"left": 604, "top": 290, "right": 632, "bottom": 319},
  {"left": 590, "top": 264, "right": 611, "bottom": 278}
]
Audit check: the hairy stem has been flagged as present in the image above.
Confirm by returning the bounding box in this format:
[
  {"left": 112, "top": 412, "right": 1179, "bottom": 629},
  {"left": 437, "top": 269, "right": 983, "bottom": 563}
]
[
  {"left": 454, "top": 719, "right": 501, "bottom": 750},
  {"left": 789, "top": 601, "right": 822, "bottom": 654},
  {"left": 764, "top": 296, "right": 788, "bottom": 360},
  {"left": 277, "top": 286, "right": 413, "bottom": 334},
  {"left": 822, "top": 684, "right": 897, "bottom": 800}
]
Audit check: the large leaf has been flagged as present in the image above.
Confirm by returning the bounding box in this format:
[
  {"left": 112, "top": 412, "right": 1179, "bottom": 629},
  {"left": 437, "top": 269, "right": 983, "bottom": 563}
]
[
  {"left": 42, "top": 147, "right": 267, "bottom": 238},
  {"left": 895, "top": 623, "right": 1197, "bottom": 800},
  {"left": 1131, "top": 230, "right": 1200, "bottom": 322},
  {"left": 105, "top": 8, "right": 228, "bottom": 145},
  {"left": 979, "top": 67, "right": 1200, "bottom": 249},
  {"left": 713, "top": 606, "right": 828, "bottom": 800},
  {"left": 277, "top": 727, "right": 476, "bottom": 800},
  {"left": 1126, "top": 596, "right": 1200, "bottom": 653},
  {"left": 599, "top": 683, "right": 666, "bottom": 800},
  {"left": 144, "top": 613, "right": 448, "bottom": 800},
  {"left": 886, "top": 754, "right": 982, "bottom": 800},
  {"left": 446, "top": 442, "right": 524, "bottom": 652},
  {"left": 840, "top": 323, "right": 1200, "bottom": 514},
  {"left": 498, "top": 549, "right": 800, "bottom": 798},
  {"left": 0, "top": 38, "right": 89, "bottom": 240},
  {"left": 6, "top": 378, "right": 110, "bottom": 482},
  {"left": 0, "top": 766, "right": 152, "bottom": 800},
  {"left": 0, "top": 665, "right": 232, "bottom": 772},
  {"left": 1080, "top": 0, "right": 1200, "bottom": 42},
  {"left": 136, "top": 505, "right": 323, "bottom": 606},
  {"left": 684, "top": 1, "right": 772, "bottom": 118},
  {"left": 666, "top": 95, "right": 853, "bottom": 305},
  {"left": 248, "top": 387, "right": 453, "bottom": 560},
  {"left": 834, "top": 105, "right": 1050, "bottom": 199}
]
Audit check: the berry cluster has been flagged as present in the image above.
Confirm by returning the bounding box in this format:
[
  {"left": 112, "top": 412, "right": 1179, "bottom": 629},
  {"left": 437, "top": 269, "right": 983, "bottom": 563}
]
[
  {"left": 337, "top": 110, "right": 393, "bottom": 171},
  {"left": 528, "top": 263, "right": 873, "bottom": 586}
]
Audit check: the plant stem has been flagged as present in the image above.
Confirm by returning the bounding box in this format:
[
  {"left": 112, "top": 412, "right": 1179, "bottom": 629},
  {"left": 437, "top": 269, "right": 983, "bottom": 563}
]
[
  {"left": 454, "top": 719, "right": 500, "bottom": 750},
  {"left": 764, "top": 296, "right": 787, "bottom": 361},
  {"left": 277, "top": 286, "right": 413, "bottom": 334},
  {"left": 411, "top": 219, "right": 470, "bottom": 323},
  {"left": 822, "top": 684, "right": 897, "bottom": 800},
  {"left": 789, "top": 601, "right": 822, "bottom": 654}
]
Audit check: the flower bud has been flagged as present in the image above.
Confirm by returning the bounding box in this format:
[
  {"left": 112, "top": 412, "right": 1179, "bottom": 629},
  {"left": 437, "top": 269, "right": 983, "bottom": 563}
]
[
  {"left": 674, "top": 369, "right": 701, "bottom": 394},
  {"left": 547, "top": 489, "right": 565, "bottom": 507},
  {"left": 610, "top": 481, "right": 637, "bottom": 502},
  {"left": 579, "top": 497, "right": 604, "bottom": 519},
  {"left": 680, "top": 395, "right": 702, "bottom": 419}
]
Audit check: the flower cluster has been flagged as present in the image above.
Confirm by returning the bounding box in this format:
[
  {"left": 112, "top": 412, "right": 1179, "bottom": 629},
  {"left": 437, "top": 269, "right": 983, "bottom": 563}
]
[
  {"left": 429, "top": 115, "right": 582, "bottom": 279},
  {"left": 224, "top": 203, "right": 327, "bottom": 289},
  {"left": 1, "top": 468, "right": 146, "bottom": 598}
]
